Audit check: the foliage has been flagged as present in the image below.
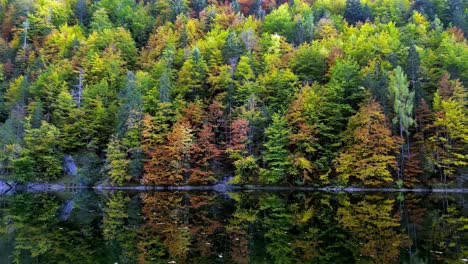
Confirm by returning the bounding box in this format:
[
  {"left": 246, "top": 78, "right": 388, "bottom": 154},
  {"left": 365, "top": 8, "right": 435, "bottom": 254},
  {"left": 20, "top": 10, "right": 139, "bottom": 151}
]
[
  {"left": 335, "top": 99, "right": 400, "bottom": 186},
  {"left": 260, "top": 113, "right": 291, "bottom": 184},
  {"left": 12, "top": 121, "right": 63, "bottom": 183},
  {"left": 0, "top": 0, "right": 466, "bottom": 187}
]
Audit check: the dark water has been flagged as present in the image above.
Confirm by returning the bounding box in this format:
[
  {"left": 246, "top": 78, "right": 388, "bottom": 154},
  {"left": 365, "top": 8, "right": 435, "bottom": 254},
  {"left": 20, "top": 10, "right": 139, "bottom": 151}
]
[{"left": 0, "top": 191, "right": 466, "bottom": 264}]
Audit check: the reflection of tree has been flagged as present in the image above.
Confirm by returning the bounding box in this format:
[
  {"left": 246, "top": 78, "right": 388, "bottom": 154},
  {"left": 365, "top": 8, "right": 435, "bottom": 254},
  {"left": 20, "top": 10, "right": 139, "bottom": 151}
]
[
  {"left": 138, "top": 192, "right": 227, "bottom": 263},
  {"left": 338, "top": 194, "right": 410, "bottom": 264},
  {"left": 3, "top": 193, "right": 104, "bottom": 263},
  {"left": 101, "top": 191, "right": 139, "bottom": 264},
  {"left": 1, "top": 191, "right": 466, "bottom": 263},
  {"left": 399, "top": 193, "right": 427, "bottom": 262},
  {"left": 226, "top": 192, "right": 357, "bottom": 263},
  {"left": 425, "top": 194, "right": 468, "bottom": 263},
  {"left": 290, "top": 192, "right": 354, "bottom": 263},
  {"left": 226, "top": 193, "right": 258, "bottom": 263},
  {"left": 259, "top": 194, "right": 294, "bottom": 263}
]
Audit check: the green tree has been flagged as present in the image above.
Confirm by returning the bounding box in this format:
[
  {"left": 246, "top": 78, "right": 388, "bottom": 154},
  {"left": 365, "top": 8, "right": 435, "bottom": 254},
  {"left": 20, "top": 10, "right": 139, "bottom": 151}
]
[
  {"left": 263, "top": 4, "right": 294, "bottom": 42},
  {"left": 260, "top": 113, "right": 291, "bottom": 184},
  {"left": 428, "top": 78, "right": 467, "bottom": 183},
  {"left": 174, "top": 48, "right": 208, "bottom": 100},
  {"left": 406, "top": 44, "right": 422, "bottom": 105},
  {"left": 289, "top": 43, "right": 327, "bottom": 84},
  {"left": 90, "top": 8, "right": 114, "bottom": 32},
  {"left": 12, "top": 121, "right": 63, "bottom": 182},
  {"left": 105, "top": 135, "right": 130, "bottom": 185},
  {"left": 343, "top": 0, "right": 366, "bottom": 25},
  {"left": 388, "top": 66, "right": 415, "bottom": 179}
]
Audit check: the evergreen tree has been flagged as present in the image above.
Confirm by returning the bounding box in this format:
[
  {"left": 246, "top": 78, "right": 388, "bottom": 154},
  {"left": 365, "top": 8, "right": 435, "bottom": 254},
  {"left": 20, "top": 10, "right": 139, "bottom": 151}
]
[
  {"left": 344, "top": 0, "right": 364, "bottom": 25},
  {"left": 447, "top": 0, "right": 467, "bottom": 35},
  {"left": 406, "top": 44, "right": 422, "bottom": 105},
  {"left": 294, "top": 17, "right": 304, "bottom": 46},
  {"left": 260, "top": 113, "right": 291, "bottom": 184},
  {"left": 117, "top": 72, "right": 143, "bottom": 137},
  {"left": 231, "top": 0, "right": 241, "bottom": 14},
  {"left": 192, "top": 0, "right": 206, "bottom": 16},
  {"left": 105, "top": 135, "right": 130, "bottom": 185},
  {"left": 223, "top": 31, "right": 243, "bottom": 67}
]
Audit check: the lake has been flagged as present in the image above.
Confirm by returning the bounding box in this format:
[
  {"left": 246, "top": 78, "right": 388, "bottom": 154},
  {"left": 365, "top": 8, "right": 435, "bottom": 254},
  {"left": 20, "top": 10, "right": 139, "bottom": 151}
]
[{"left": 0, "top": 190, "right": 466, "bottom": 263}]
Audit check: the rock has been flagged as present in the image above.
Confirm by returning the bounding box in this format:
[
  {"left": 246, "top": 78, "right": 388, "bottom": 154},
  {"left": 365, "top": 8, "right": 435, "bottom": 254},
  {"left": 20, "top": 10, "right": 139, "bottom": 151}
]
[{"left": 63, "top": 154, "right": 77, "bottom": 176}]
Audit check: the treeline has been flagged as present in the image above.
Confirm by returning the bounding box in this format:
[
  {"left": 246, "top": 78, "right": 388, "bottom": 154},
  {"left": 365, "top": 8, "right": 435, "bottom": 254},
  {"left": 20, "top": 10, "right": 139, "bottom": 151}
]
[{"left": 0, "top": 0, "right": 466, "bottom": 186}]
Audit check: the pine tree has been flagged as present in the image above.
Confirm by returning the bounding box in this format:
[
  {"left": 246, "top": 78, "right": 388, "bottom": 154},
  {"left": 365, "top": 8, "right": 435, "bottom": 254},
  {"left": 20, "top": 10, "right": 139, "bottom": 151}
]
[
  {"left": 260, "top": 113, "right": 291, "bottom": 184},
  {"left": 447, "top": 0, "right": 467, "bottom": 35},
  {"left": 406, "top": 44, "right": 422, "bottom": 105},
  {"left": 223, "top": 31, "right": 243, "bottom": 67},
  {"left": 343, "top": 0, "right": 364, "bottom": 25},
  {"left": 106, "top": 135, "right": 130, "bottom": 185}
]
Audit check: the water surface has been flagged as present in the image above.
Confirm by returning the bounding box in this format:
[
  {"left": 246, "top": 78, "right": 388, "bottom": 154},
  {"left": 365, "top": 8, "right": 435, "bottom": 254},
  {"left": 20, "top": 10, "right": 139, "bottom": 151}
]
[{"left": 0, "top": 190, "right": 466, "bottom": 263}]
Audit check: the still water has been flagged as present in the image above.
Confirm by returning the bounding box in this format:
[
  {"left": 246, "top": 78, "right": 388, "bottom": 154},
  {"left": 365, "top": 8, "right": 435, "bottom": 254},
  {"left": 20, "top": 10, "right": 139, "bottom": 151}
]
[{"left": 0, "top": 190, "right": 466, "bottom": 264}]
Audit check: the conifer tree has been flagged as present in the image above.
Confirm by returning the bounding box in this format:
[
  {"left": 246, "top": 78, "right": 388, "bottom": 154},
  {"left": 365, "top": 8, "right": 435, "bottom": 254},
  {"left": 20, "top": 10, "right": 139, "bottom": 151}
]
[
  {"left": 106, "top": 135, "right": 130, "bottom": 185},
  {"left": 260, "top": 113, "right": 291, "bottom": 184}
]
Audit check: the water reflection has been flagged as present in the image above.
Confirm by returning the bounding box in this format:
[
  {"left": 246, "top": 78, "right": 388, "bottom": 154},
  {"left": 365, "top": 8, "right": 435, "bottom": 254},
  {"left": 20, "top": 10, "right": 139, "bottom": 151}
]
[{"left": 0, "top": 191, "right": 466, "bottom": 263}]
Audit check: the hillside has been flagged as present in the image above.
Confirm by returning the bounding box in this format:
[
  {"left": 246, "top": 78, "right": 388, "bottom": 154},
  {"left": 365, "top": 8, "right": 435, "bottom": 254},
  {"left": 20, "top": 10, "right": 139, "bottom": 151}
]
[{"left": 0, "top": 0, "right": 466, "bottom": 187}]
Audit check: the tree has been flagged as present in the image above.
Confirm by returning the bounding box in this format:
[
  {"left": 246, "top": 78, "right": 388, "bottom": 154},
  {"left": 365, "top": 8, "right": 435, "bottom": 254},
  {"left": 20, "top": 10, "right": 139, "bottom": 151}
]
[
  {"left": 335, "top": 100, "right": 400, "bottom": 186},
  {"left": 189, "top": 123, "right": 221, "bottom": 184},
  {"left": 222, "top": 31, "right": 243, "bottom": 67},
  {"left": 263, "top": 4, "right": 294, "bottom": 42},
  {"left": 228, "top": 118, "right": 259, "bottom": 184},
  {"left": 117, "top": 72, "right": 143, "bottom": 150},
  {"left": 285, "top": 87, "right": 319, "bottom": 185},
  {"left": 409, "top": 0, "right": 436, "bottom": 22},
  {"left": 260, "top": 113, "right": 291, "bottom": 184},
  {"left": 328, "top": 59, "right": 364, "bottom": 111},
  {"left": 259, "top": 68, "right": 299, "bottom": 112},
  {"left": 428, "top": 77, "right": 467, "bottom": 183},
  {"left": 175, "top": 48, "right": 208, "bottom": 100},
  {"left": 75, "top": 0, "right": 88, "bottom": 25},
  {"left": 166, "top": 122, "right": 193, "bottom": 184},
  {"left": 12, "top": 121, "right": 63, "bottom": 182},
  {"left": 388, "top": 66, "right": 415, "bottom": 180},
  {"left": 343, "top": 0, "right": 373, "bottom": 25},
  {"left": 447, "top": 0, "right": 467, "bottom": 35},
  {"left": 90, "top": 8, "right": 113, "bottom": 32},
  {"left": 169, "top": 0, "right": 187, "bottom": 22},
  {"left": 406, "top": 44, "right": 422, "bottom": 105},
  {"left": 289, "top": 43, "right": 327, "bottom": 84},
  {"left": 105, "top": 135, "right": 130, "bottom": 185}
]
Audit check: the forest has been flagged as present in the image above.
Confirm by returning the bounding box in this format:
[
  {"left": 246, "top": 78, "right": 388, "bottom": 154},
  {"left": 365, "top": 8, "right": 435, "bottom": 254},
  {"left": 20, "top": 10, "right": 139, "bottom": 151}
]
[{"left": 0, "top": 0, "right": 466, "bottom": 187}]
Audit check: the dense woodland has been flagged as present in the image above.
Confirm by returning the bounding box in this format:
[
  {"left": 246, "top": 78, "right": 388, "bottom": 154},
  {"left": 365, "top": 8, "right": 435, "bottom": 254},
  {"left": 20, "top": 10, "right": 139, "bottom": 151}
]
[{"left": 0, "top": 0, "right": 466, "bottom": 187}]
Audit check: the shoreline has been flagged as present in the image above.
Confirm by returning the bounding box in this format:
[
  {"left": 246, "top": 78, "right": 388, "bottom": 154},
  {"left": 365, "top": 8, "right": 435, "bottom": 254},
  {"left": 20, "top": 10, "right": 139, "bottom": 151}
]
[{"left": 1, "top": 181, "right": 467, "bottom": 194}]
